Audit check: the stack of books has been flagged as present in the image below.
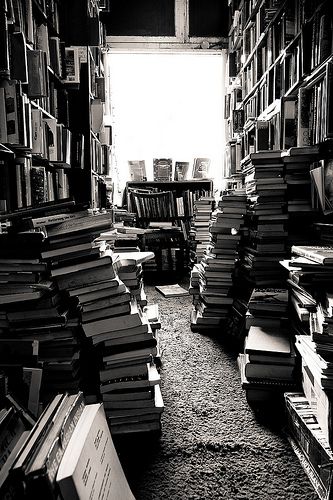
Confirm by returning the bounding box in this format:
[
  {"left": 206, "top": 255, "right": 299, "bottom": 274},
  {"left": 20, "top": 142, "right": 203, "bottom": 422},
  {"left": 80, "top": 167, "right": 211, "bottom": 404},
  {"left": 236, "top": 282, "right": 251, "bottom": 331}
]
[
  {"left": 241, "top": 151, "right": 288, "bottom": 287},
  {"left": 192, "top": 195, "right": 215, "bottom": 261},
  {"left": 47, "top": 234, "right": 164, "bottom": 434},
  {"left": 238, "top": 324, "right": 297, "bottom": 404},
  {"left": 282, "top": 147, "right": 319, "bottom": 248},
  {"left": 84, "top": 303, "right": 163, "bottom": 436},
  {"left": 0, "top": 230, "right": 84, "bottom": 410},
  {"left": 191, "top": 191, "right": 246, "bottom": 332},
  {"left": 114, "top": 250, "right": 154, "bottom": 308}
]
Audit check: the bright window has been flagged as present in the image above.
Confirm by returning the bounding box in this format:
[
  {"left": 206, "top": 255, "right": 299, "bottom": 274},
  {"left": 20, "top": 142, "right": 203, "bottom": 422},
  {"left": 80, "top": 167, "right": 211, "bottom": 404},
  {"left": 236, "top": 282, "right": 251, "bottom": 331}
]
[{"left": 105, "top": 52, "right": 226, "bottom": 205}]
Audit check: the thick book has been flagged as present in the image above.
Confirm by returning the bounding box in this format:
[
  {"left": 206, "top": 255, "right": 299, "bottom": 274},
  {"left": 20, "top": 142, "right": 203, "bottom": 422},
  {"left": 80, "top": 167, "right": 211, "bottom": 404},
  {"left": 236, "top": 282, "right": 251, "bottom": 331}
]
[
  {"left": 244, "top": 354, "right": 294, "bottom": 381},
  {"left": 245, "top": 326, "right": 292, "bottom": 357},
  {"left": 56, "top": 403, "right": 135, "bottom": 500},
  {"left": 248, "top": 288, "right": 288, "bottom": 313},
  {"left": 291, "top": 245, "right": 333, "bottom": 265},
  {"left": 55, "top": 265, "right": 116, "bottom": 291},
  {"left": 82, "top": 301, "right": 143, "bottom": 338}
]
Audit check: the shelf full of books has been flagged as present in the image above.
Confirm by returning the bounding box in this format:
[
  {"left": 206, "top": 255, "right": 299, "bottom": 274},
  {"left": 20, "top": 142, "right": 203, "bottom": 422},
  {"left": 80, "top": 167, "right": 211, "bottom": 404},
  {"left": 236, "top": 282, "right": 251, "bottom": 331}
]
[
  {"left": 225, "top": 0, "right": 333, "bottom": 176},
  {"left": 0, "top": 0, "right": 111, "bottom": 217}
]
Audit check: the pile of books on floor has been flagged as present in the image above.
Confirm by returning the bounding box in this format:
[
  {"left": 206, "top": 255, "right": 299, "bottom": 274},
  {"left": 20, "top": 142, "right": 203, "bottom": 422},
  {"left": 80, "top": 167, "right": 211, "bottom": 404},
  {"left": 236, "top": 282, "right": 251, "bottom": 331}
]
[
  {"left": 192, "top": 194, "right": 215, "bottom": 262},
  {"left": 238, "top": 286, "right": 297, "bottom": 404},
  {"left": 45, "top": 224, "right": 163, "bottom": 435},
  {"left": 0, "top": 392, "right": 135, "bottom": 499},
  {"left": 115, "top": 250, "right": 154, "bottom": 307},
  {"left": 190, "top": 190, "right": 246, "bottom": 332},
  {"left": 241, "top": 151, "right": 288, "bottom": 287}
]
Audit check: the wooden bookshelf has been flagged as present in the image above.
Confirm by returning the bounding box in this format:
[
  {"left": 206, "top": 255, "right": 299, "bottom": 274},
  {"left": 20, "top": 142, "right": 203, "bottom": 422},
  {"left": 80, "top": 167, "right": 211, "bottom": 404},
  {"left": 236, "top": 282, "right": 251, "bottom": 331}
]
[
  {"left": 126, "top": 180, "right": 213, "bottom": 222},
  {"left": 0, "top": 0, "right": 110, "bottom": 217}
]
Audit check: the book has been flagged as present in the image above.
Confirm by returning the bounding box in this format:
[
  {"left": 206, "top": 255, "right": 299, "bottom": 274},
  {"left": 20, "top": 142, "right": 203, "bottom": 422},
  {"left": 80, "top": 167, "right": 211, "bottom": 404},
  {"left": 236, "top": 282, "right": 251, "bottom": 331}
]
[
  {"left": 82, "top": 301, "right": 143, "bottom": 338},
  {"left": 244, "top": 355, "right": 294, "bottom": 380},
  {"left": 192, "top": 158, "right": 210, "bottom": 178},
  {"left": 55, "top": 265, "right": 117, "bottom": 291},
  {"left": 128, "top": 160, "right": 146, "bottom": 181},
  {"left": 248, "top": 288, "right": 288, "bottom": 313},
  {"left": 174, "top": 161, "right": 189, "bottom": 181},
  {"left": 291, "top": 245, "right": 333, "bottom": 265},
  {"left": 245, "top": 326, "right": 292, "bottom": 357},
  {"left": 153, "top": 158, "right": 172, "bottom": 181},
  {"left": 56, "top": 403, "right": 135, "bottom": 500},
  {"left": 155, "top": 284, "right": 188, "bottom": 298}
]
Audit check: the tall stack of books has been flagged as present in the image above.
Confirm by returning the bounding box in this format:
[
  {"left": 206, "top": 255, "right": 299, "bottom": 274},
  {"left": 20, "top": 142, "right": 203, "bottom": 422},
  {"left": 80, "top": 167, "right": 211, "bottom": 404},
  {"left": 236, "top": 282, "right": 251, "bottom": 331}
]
[
  {"left": 192, "top": 195, "right": 215, "bottom": 262},
  {"left": 36, "top": 211, "right": 113, "bottom": 402},
  {"left": 241, "top": 151, "right": 288, "bottom": 287},
  {"left": 190, "top": 191, "right": 246, "bottom": 332},
  {"left": 46, "top": 230, "right": 163, "bottom": 434},
  {"left": 84, "top": 303, "right": 163, "bottom": 435},
  {"left": 282, "top": 147, "right": 320, "bottom": 249}
]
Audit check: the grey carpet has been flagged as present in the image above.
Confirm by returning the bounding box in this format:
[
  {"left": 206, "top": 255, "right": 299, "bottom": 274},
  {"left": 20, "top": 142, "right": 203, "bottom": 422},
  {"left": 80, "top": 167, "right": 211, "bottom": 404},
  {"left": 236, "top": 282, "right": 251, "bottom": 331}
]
[{"left": 115, "top": 285, "right": 318, "bottom": 500}]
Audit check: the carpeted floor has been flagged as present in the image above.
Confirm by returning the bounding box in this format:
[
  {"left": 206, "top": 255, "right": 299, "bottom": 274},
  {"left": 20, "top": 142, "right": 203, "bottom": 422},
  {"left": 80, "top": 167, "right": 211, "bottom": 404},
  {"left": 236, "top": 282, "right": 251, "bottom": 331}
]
[{"left": 115, "top": 284, "right": 318, "bottom": 500}]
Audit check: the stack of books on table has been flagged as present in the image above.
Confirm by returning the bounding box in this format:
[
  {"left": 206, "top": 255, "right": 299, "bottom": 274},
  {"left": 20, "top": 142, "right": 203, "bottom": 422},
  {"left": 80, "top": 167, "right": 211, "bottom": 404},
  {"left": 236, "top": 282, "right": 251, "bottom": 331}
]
[
  {"left": 0, "top": 393, "right": 135, "bottom": 500},
  {"left": 282, "top": 147, "right": 319, "bottom": 248},
  {"left": 192, "top": 195, "right": 215, "bottom": 262},
  {"left": 191, "top": 191, "right": 246, "bottom": 332},
  {"left": 241, "top": 151, "right": 288, "bottom": 287},
  {"left": 238, "top": 324, "right": 297, "bottom": 404}
]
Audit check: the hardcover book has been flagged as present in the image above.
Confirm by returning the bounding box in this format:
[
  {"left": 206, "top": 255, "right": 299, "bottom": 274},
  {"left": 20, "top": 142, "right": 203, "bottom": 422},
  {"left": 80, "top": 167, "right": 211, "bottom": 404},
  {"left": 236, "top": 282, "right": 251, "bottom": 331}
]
[
  {"left": 153, "top": 158, "right": 172, "bottom": 181},
  {"left": 174, "top": 161, "right": 189, "bottom": 181},
  {"left": 192, "top": 158, "right": 210, "bottom": 178},
  {"left": 128, "top": 160, "right": 147, "bottom": 181},
  {"left": 291, "top": 245, "right": 333, "bottom": 265}
]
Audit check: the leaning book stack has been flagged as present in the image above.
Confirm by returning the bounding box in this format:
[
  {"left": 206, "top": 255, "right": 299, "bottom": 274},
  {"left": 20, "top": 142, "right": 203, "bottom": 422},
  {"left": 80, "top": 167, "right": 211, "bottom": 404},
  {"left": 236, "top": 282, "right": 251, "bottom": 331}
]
[
  {"left": 282, "top": 147, "right": 320, "bottom": 249},
  {"left": 192, "top": 195, "right": 215, "bottom": 262},
  {"left": 191, "top": 190, "right": 246, "bottom": 333},
  {"left": 241, "top": 151, "right": 288, "bottom": 287}
]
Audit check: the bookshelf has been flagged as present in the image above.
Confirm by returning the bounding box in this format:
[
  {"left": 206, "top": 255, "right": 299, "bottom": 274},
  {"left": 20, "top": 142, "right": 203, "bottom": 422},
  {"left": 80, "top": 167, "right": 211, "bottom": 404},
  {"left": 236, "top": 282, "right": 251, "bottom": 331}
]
[
  {"left": 126, "top": 180, "right": 213, "bottom": 222},
  {"left": 225, "top": 0, "right": 333, "bottom": 177},
  {"left": 0, "top": 0, "right": 111, "bottom": 218}
]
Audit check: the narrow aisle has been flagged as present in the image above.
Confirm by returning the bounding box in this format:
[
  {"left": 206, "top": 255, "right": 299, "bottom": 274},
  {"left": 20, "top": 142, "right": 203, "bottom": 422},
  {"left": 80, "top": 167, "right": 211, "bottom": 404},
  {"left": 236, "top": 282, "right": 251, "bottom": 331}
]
[{"left": 116, "top": 286, "right": 317, "bottom": 500}]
